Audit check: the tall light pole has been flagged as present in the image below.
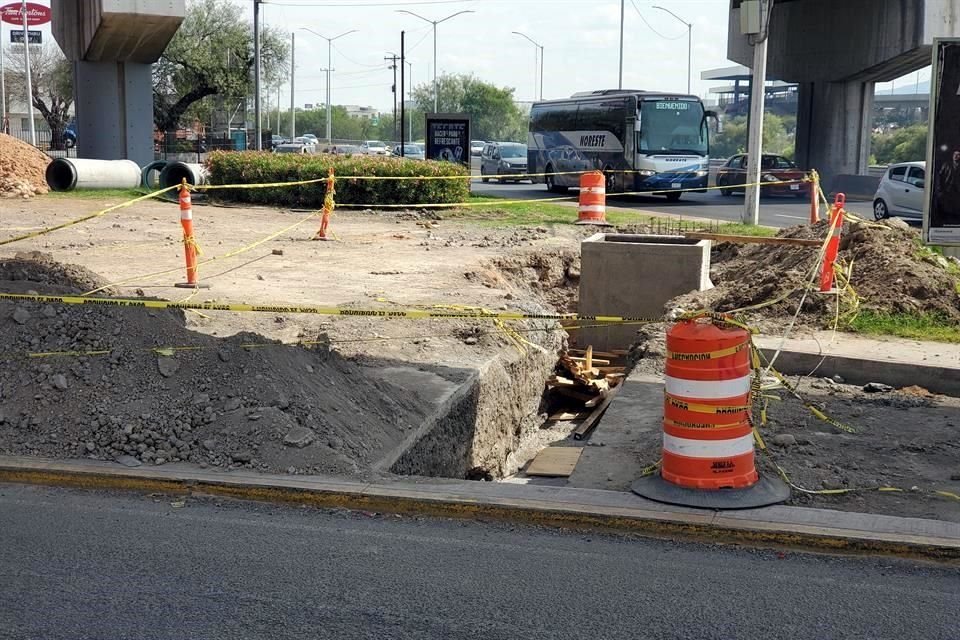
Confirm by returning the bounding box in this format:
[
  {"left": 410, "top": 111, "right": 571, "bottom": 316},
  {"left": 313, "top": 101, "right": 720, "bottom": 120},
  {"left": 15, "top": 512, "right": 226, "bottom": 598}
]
[
  {"left": 290, "top": 31, "right": 295, "bottom": 139},
  {"left": 396, "top": 9, "right": 474, "bottom": 113},
  {"left": 652, "top": 5, "right": 693, "bottom": 95},
  {"left": 618, "top": 0, "right": 624, "bottom": 89},
  {"left": 21, "top": 0, "right": 35, "bottom": 145},
  {"left": 253, "top": 0, "right": 261, "bottom": 149},
  {"left": 512, "top": 31, "right": 543, "bottom": 101},
  {"left": 299, "top": 28, "right": 358, "bottom": 144}
]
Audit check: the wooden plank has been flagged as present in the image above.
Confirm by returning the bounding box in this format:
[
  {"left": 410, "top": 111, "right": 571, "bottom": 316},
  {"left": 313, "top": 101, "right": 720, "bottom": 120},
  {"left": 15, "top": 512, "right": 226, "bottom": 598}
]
[
  {"left": 683, "top": 232, "right": 822, "bottom": 247},
  {"left": 526, "top": 447, "right": 583, "bottom": 477},
  {"left": 584, "top": 345, "right": 593, "bottom": 371},
  {"left": 555, "top": 388, "right": 597, "bottom": 404},
  {"left": 568, "top": 349, "right": 624, "bottom": 358},
  {"left": 569, "top": 356, "right": 611, "bottom": 365},
  {"left": 573, "top": 384, "right": 621, "bottom": 441},
  {"left": 547, "top": 410, "right": 590, "bottom": 422}
]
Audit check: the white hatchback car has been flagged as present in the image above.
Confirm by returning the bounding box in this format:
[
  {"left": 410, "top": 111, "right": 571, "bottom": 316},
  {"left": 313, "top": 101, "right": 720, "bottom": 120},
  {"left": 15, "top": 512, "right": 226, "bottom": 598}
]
[{"left": 873, "top": 161, "right": 925, "bottom": 220}]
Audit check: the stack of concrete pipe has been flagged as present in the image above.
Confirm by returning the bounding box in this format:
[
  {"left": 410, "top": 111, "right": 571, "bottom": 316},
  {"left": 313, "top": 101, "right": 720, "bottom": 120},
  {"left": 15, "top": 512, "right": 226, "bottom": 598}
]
[{"left": 45, "top": 159, "right": 207, "bottom": 192}]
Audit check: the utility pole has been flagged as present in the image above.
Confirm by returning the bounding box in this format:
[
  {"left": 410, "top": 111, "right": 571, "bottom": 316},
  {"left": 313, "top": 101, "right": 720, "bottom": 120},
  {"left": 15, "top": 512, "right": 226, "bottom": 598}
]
[
  {"left": 743, "top": 0, "right": 770, "bottom": 225},
  {"left": 298, "top": 29, "right": 358, "bottom": 145},
  {"left": 385, "top": 53, "right": 399, "bottom": 142},
  {"left": 618, "top": 0, "right": 624, "bottom": 89},
  {"left": 290, "top": 31, "right": 295, "bottom": 139},
  {"left": 512, "top": 32, "right": 543, "bottom": 101},
  {"left": 253, "top": 0, "right": 261, "bottom": 150},
  {"left": 652, "top": 6, "right": 693, "bottom": 95},
  {"left": 396, "top": 10, "right": 474, "bottom": 113},
  {"left": 21, "top": 0, "right": 35, "bottom": 146},
  {"left": 0, "top": 23, "right": 7, "bottom": 134},
  {"left": 406, "top": 60, "right": 413, "bottom": 140},
  {"left": 400, "top": 31, "right": 405, "bottom": 156}
]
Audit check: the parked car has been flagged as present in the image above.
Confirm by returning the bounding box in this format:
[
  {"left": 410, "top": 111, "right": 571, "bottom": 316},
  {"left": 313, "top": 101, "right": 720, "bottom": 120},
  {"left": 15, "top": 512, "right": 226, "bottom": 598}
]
[
  {"left": 301, "top": 133, "right": 319, "bottom": 145},
  {"left": 330, "top": 144, "right": 362, "bottom": 155},
  {"left": 361, "top": 140, "right": 388, "bottom": 155},
  {"left": 873, "top": 161, "right": 925, "bottom": 220},
  {"left": 470, "top": 140, "right": 485, "bottom": 156},
  {"left": 292, "top": 136, "right": 316, "bottom": 152},
  {"left": 716, "top": 153, "right": 808, "bottom": 197},
  {"left": 479, "top": 142, "right": 529, "bottom": 182},
  {"left": 271, "top": 135, "right": 289, "bottom": 148},
  {"left": 392, "top": 144, "right": 425, "bottom": 160},
  {"left": 274, "top": 143, "right": 309, "bottom": 154}
]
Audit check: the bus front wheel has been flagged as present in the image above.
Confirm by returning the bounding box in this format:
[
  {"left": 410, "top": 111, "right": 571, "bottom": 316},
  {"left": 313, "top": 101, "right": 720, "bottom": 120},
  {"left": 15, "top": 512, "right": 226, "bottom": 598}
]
[{"left": 545, "top": 166, "right": 567, "bottom": 193}]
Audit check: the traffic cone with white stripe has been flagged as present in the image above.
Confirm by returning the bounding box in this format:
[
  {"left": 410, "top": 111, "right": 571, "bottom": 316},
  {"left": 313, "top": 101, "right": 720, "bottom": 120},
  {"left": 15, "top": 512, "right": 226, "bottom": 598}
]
[
  {"left": 174, "top": 179, "right": 209, "bottom": 289},
  {"left": 631, "top": 317, "right": 789, "bottom": 509},
  {"left": 576, "top": 171, "right": 612, "bottom": 226}
]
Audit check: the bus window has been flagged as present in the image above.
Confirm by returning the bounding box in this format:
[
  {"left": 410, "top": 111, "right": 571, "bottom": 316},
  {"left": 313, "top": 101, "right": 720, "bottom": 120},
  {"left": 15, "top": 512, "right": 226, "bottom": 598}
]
[{"left": 638, "top": 101, "right": 707, "bottom": 155}]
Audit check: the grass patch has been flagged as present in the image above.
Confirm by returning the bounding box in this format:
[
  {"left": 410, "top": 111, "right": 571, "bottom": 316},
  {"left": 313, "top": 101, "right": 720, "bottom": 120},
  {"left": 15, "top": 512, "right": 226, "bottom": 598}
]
[
  {"left": 449, "top": 194, "right": 778, "bottom": 237},
  {"left": 44, "top": 188, "right": 150, "bottom": 200},
  {"left": 847, "top": 310, "right": 960, "bottom": 343}
]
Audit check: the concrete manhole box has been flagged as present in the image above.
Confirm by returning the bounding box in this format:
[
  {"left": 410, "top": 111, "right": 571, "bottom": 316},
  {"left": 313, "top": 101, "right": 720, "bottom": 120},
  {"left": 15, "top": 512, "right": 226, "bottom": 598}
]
[{"left": 575, "top": 234, "right": 712, "bottom": 351}]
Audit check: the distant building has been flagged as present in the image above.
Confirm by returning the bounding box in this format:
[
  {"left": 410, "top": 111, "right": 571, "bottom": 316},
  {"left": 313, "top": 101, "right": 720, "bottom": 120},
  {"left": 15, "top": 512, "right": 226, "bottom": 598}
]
[{"left": 343, "top": 105, "right": 379, "bottom": 120}]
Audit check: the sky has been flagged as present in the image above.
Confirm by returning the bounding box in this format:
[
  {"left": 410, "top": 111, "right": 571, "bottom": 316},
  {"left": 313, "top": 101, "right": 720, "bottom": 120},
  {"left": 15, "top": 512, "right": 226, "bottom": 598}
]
[{"left": 0, "top": 0, "right": 932, "bottom": 113}]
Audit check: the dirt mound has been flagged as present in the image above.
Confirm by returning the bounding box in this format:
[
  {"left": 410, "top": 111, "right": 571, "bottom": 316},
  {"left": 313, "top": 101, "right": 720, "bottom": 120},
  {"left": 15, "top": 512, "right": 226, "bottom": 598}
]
[
  {"left": 0, "top": 251, "right": 115, "bottom": 295},
  {"left": 0, "top": 256, "right": 435, "bottom": 476},
  {"left": 467, "top": 248, "right": 580, "bottom": 313},
  {"left": 671, "top": 219, "right": 960, "bottom": 325},
  {"left": 0, "top": 132, "right": 50, "bottom": 198}
]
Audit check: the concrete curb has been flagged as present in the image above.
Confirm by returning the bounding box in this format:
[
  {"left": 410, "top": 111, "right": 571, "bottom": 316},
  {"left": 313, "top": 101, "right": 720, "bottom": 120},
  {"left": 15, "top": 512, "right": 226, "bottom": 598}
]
[{"left": 2, "top": 456, "right": 958, "bottom": 561}]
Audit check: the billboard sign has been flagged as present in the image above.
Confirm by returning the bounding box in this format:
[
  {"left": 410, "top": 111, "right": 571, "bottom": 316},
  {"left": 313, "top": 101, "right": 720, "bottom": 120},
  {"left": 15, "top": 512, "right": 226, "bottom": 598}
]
[
  {"left": 0, "top": 2, "right": 51, "bottom": 26},
  {"left": 425, "top": 113, "right": 470, "bottom": 168},
  {"left": 10, "top": 29, "right": 41, "bottom": 44},
  {"left": 925, "top": 38, "right": 960, "bottom": 246}
]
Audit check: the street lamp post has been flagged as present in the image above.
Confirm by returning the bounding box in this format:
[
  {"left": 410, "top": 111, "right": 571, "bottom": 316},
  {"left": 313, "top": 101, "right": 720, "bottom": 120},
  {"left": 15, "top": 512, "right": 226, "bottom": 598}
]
[
  {"left": 396, "top": 9, "right": 474, "bottom": 113},
  {"left": 299, "top": 28, "right": 358, "bottom": 144},
  {"left": 511, "top": 31, "right": 543, "bottom": 101},
  {"left": 652, "top": 5, "right": 693, "bottom": 95}
]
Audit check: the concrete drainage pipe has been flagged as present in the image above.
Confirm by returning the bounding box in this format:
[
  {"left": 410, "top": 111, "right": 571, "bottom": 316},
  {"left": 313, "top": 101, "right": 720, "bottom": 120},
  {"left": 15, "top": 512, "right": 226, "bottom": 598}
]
[
  {"left": 45, "top": 158, "right": 142, "bottom": 192},
  {"left": 159, "top": 162, "right": 208, "bottom": 190}
]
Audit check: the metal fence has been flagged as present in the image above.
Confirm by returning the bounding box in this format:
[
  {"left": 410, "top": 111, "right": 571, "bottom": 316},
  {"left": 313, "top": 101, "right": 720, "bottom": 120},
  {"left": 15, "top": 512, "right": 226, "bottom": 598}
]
[{"left": 6, "top": 128, "right": 77, "bottom": 158}]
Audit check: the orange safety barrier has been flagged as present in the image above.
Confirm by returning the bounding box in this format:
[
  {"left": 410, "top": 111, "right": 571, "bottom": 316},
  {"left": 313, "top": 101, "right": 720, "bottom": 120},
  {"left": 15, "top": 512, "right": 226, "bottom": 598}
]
[
  {"left": 576, "top": 171, "right": 610, "bottom": 225},
  {"left": 175, "top": 179, "right": 206, "bottom": 289},
  {"left": 314, "top": 168, "right": 335, "bottom": 241},
  {"left": 660, "top": 319, "right": 758, "bottom": 490},
  {"left": 818, "top": 192, "right": 845, "bottom": 292}
]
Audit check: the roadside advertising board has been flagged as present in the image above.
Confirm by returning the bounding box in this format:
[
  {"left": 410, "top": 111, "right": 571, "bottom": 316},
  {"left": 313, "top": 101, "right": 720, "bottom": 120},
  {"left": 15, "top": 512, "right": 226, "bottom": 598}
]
[
  {"left": 925, "top": 38, "right": 960, "bottom": 246},
  {"left": 0, "top": 2, "right": 51, "bottom": 26},
  {"left": 425, "top": 113, "right": 471, "bottom": 169}
]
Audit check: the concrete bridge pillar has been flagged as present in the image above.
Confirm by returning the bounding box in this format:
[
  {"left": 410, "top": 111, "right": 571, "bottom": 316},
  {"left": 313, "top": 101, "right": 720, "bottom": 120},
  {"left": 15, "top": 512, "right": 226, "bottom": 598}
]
[
  {"left": 51, "top": 1, "right": 185, "bottom": 166},
  {"left": 794, "top": 80, "right": 875, "bottom": 180}
]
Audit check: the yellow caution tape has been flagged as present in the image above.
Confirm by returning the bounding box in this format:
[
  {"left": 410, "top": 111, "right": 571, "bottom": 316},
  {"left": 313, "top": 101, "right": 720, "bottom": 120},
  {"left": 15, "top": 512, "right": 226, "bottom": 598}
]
[
  {"left": 0, "top": 291, "right": 671, "bottom": 323},
  {"left": 0, "top": 185, "right": 179, "bottom": 247},
  {"left": 666, "top": 341, "right": 748, "bottom": 361}
]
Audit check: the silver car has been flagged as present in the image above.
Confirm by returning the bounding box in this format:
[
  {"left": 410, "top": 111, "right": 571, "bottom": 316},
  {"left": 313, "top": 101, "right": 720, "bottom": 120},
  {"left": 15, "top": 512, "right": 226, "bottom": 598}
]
[
  {"left": 392, "top": 144, "right": 425, "bottom": 160},
  {"left": 480, "top": 142, "right": 529, "bottom": 183},
  {"left": 873, "top": 161, "right": 925, "bottom": 220}
]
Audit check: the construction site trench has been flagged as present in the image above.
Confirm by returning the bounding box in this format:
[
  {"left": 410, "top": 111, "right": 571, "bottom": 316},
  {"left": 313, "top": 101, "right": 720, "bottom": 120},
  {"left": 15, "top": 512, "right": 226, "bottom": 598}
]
[{"left": 2, "top": 186, "right": 960, "bottom": 522}]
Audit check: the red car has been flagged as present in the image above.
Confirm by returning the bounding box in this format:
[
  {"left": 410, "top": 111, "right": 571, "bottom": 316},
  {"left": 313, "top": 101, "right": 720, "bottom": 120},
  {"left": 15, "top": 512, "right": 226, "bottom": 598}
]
[{"left": 716, "top": 153, "right": 809, "bottom": 197}]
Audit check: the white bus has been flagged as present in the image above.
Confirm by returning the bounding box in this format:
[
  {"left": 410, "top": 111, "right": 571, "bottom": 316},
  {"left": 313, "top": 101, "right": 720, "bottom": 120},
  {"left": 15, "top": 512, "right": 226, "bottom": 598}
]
[{"left": 527, "top": 89, "right": 718, "bottom": 201}]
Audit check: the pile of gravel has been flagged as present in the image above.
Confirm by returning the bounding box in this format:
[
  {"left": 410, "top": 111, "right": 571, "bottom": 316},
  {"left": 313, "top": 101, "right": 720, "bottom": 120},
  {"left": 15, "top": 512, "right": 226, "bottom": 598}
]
[{"left": 0, "top": 254, "right": 430, "bottom": 475}]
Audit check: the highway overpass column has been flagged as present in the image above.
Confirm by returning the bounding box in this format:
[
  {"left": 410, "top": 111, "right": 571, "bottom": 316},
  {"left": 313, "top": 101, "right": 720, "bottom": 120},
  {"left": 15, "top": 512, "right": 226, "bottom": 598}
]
[{"left": 794, "top": 80, "right": 875, "bottom": 184}]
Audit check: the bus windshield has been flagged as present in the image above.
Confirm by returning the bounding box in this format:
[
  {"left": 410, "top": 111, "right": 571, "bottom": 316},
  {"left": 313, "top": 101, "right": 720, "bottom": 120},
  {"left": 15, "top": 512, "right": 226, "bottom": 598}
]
[{"left": 638, "top": 100, "right": 707, "bottom": 156}]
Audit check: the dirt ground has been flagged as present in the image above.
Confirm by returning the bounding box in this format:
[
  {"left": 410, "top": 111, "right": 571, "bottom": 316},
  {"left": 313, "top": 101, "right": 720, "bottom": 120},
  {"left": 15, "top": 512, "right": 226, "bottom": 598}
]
[
  {"left": 2, "top": 194, "right": 959, "bottom": 522},
  {"left": 0, "top": 194, "right": 589, "bottom": 477}
]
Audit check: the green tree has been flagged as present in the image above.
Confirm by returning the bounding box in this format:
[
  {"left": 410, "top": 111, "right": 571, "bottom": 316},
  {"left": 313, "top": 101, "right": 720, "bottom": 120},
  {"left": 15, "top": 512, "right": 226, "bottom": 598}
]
[
  {"left": 411, "top": 73, "right": 525, "bottom": 141},
  {"left": 3, "top": 43, "right": 73, "bottom": 147},
  {"left": 153, "top": 0, "right": 288, "bottom": 132},
  {"left": 870, "top": 124, "right": 927, "bottom": 165},
  {"left": 710, "top": 113, "right": 796, "bottom": 159}
]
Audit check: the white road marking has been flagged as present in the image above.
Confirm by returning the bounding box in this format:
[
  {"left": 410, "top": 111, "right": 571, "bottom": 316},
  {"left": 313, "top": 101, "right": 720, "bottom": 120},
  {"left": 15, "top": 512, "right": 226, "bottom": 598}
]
[{"left": 776, "top": 214, "right": 808, "bottom": 220}]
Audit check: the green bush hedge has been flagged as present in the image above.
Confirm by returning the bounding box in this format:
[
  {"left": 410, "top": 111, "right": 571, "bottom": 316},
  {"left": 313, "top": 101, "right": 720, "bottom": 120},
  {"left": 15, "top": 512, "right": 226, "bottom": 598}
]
[{"left": 206, "top": 151, "right": 470, "bottom": 208}]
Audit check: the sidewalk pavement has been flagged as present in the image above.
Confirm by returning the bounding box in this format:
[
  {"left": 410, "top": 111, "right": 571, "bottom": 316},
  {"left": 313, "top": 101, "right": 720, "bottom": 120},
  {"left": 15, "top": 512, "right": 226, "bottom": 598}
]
[
  {"left": 1, "top": 455, "right": 958, "bottom": 561},
  {"left": 754, "top": 331, "right": 960, "bottom": 395}
]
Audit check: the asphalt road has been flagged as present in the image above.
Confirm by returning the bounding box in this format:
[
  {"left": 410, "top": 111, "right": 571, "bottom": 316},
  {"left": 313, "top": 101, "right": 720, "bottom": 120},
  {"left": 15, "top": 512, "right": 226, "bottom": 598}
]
[
  {"left": 471, "top": 179, "right": 877, "bottom": 228},
  {"left": 2, "top": 483, "right": 957, "bottom": 640}
]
